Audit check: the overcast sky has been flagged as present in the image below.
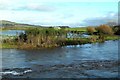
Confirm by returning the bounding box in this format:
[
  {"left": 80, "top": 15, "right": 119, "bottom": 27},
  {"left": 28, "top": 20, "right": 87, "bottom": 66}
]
[{"left": 0, "top": 0, "right": 119, "bottom": 27}]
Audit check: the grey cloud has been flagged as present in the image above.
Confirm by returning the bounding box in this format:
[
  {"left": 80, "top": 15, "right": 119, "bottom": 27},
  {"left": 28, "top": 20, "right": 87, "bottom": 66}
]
[{"left": 80, "top": 12, "right": 118, "bottom": 26}]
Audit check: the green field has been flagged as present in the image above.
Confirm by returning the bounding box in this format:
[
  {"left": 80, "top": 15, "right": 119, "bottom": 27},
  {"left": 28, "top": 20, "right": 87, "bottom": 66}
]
[{"left": 65, "top": 27, "right": 87, "bottom": 32}]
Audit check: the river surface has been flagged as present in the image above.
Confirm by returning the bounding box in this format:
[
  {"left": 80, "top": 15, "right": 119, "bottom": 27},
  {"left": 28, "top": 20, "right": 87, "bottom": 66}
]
[
  {"left": 0, "top": 30, "right": 89, "bottom": 38},
  {"left": 1, "top": 30, "right": 25, "bottom": 36},
  {"left": 0, "top": 40, "right": 119, "bottom": 78}
]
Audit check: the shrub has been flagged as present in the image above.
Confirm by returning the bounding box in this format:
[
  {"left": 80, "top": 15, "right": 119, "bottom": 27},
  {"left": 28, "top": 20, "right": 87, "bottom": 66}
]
[
  {"left": 96, "top": 25, "right": 113, "bottom": 35},
  {"left": 87, "top": 27, "right": 96, "bottom": 35}
]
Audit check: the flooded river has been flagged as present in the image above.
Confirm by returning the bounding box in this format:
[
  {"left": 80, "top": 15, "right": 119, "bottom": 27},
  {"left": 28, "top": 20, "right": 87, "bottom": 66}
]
[{"left": 0, "top": 40, "right": 119, "bottom": 78}]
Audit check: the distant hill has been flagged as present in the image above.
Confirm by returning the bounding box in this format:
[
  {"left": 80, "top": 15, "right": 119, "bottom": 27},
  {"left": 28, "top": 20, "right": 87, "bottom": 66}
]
[
  {"left": 0, "top": 20, "right": 42, "bottom": 27},
  {"left": 0, "top": 20, "right": 70, "bottom": 28}
]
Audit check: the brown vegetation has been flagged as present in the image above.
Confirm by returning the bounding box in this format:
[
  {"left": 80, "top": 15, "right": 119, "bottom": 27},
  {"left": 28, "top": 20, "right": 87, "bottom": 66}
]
[
  {"left": 96, "top": 25, "right": 114, "bottom": 35},
  {"left": 87, "top": 27, "right": 96, "bottom": 34}
]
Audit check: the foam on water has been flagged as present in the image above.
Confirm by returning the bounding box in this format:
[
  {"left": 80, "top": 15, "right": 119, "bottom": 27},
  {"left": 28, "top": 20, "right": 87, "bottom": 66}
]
[{"left": 0, "top": 69, "right": 32, "bottom": 76}]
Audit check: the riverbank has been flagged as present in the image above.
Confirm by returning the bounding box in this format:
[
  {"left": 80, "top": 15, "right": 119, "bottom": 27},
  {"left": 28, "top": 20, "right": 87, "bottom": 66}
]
[
  {"left": 0, "top": 43, "right": 18, "bottom": 49},
  {"left": 62, "top": 35, "right": 119, "bottom": 46},
  {"left": 1, "top": 35, "right": 119, "bottom": 49}
]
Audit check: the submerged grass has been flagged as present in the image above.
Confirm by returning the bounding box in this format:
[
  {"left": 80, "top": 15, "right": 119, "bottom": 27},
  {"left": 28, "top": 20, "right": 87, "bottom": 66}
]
[
  {"left": 1, "top": 43, "right": 18, "bottom": 49},
  {"left": 1, "top": 26, "right": 120, "bottom": 49},
  {"left": 1, "top": 36, "right": 119, "bottom": 49},
  {"left": 105, "top": 35, "right": 120, "bottom": 40}
]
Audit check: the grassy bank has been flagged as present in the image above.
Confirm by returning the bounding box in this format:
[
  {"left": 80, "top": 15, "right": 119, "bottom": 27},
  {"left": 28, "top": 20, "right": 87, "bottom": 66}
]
[
  {"left": 63, "top": 35, "right": 119, "bottom": 45},
  {"left": 1, "top": 35, "right": 119, "bottom": 49},
  {"left": 105, "top": 35, "right": 120, "bottom": 40},
  {"left": 1, "top": 25, "right": 120, "bottom": 49},
  {"left": 0, "top": 43, "right": 18, "bottom": 49}
]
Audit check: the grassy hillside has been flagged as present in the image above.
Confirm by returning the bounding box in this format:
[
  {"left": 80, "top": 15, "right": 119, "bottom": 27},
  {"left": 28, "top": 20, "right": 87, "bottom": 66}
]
[
  {"left": 0, "top": 20, "right": 88, "bottom": 31},
  {"left": 0, "top": 20, "right": 43, "bottom": 30}
]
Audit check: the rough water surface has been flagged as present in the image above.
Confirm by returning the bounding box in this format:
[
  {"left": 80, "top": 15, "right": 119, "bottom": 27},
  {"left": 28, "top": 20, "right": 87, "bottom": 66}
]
[{"left": 1, "top": 40, "right": 119, "bottom": 78}]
